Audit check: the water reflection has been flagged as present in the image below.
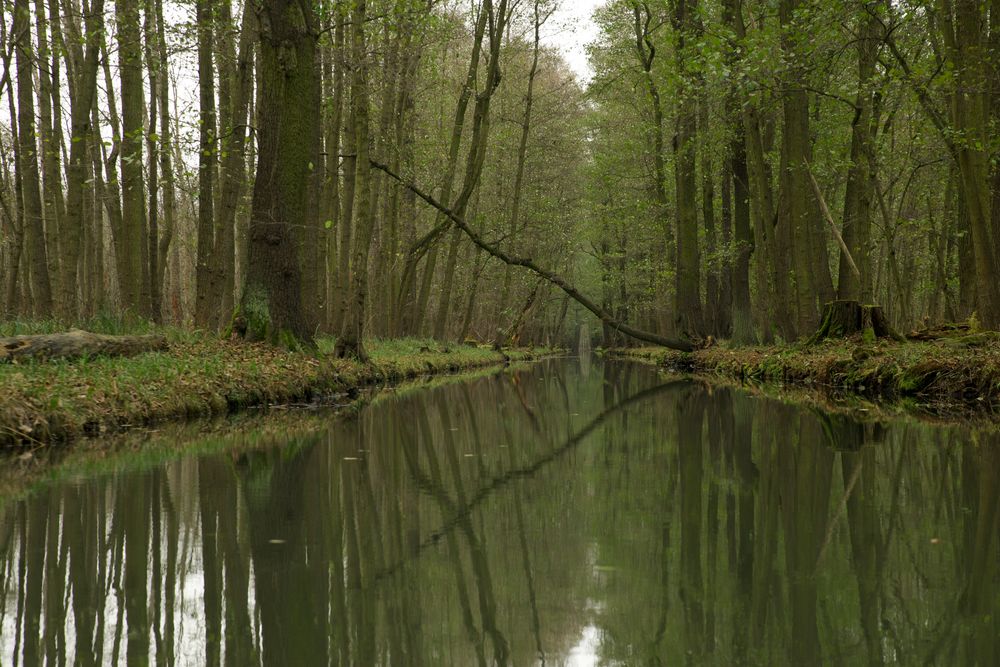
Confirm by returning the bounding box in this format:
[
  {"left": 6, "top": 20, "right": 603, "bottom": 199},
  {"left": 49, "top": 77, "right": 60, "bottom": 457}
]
[{"left": 0, "top": 360, "right": 998, "bottom": 665}]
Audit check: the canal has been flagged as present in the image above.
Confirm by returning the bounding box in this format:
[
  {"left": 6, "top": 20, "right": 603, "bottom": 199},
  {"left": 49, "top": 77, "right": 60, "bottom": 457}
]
[{"left": 0, "top": 358, "right": 997, "bottom": 665}]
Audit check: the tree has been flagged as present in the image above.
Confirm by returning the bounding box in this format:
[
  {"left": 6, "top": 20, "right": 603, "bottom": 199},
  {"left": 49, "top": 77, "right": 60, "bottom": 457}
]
[
  {"left": 239, "top": 0, "right": 319, "bottom": 347},
  {"left": 13, "top": 0, "right": 53, "bottom": 316}
]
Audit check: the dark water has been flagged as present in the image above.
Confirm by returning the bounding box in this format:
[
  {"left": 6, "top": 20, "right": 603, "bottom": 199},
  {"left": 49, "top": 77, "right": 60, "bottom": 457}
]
[{"left": 1, "top": 359, "right": 998, "bottom": 666}]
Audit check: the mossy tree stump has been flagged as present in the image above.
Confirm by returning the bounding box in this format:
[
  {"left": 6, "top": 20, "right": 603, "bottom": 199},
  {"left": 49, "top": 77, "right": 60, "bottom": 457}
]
[{"left": 809, "top": 300, "right": 903, "bottom": 344}]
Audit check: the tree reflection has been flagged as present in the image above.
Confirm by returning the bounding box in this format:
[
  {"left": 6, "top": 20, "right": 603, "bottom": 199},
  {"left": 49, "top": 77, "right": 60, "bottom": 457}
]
[{"left": 0, "top": 360, "right": 998, "bottom": 665}]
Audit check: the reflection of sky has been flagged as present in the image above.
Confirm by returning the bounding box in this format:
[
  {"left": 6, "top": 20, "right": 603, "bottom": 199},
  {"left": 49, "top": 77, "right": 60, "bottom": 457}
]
[
  {"left": 566, "top": 623, "right": 602, "bottom": 666},
  {"left": 0, "top": 523, "right": 258, "bottom": 665}
]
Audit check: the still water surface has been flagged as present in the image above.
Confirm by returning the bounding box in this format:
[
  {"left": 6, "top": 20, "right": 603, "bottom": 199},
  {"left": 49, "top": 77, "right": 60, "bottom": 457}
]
[{"left": 0, "top": 359, "right": 998, "bottom": 665}]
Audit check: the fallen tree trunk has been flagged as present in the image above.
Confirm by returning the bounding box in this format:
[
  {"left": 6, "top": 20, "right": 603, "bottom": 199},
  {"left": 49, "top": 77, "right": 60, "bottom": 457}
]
[
  {"left": 0, "top": 329, "right": 169, "bottom": 363},
  {"left": 370, "top": 159, "right": 698, "bottom": 352}
]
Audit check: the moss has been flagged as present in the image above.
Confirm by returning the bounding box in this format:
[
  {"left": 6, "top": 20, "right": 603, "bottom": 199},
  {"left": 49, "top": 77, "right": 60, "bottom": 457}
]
[{"left": 240, "top": 284, "right": 273, "bottom": 343}]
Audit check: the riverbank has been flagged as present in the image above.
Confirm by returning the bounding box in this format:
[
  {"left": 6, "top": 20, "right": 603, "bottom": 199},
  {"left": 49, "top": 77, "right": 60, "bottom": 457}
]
[
  {"left": 0, "top": 329, "right": 557, "bottom": 448},
  {"left": 608, "top": 336, "right": 1000, "bottom": 417},
  {"left": 0, "top": 359, "right": 541, "bottom": 501}
]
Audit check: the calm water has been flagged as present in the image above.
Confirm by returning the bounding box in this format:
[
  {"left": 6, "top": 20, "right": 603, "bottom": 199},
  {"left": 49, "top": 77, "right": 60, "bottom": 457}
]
[{"left": 0, "top": 359, "right": 998, "bottom": 666}]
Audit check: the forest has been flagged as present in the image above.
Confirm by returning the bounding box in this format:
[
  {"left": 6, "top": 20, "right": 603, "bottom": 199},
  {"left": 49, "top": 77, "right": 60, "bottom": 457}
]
[
  {"left": 3, "top": 1, "right": 1000, "bottom": 661},
  {"left": 0, "top": 0, "right": 998, "bottom": 354}
]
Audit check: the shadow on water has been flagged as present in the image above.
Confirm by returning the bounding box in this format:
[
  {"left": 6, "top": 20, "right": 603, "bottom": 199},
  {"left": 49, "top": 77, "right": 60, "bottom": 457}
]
[{"left": 0, "top": 358, "right": 998, "bottom": 665}]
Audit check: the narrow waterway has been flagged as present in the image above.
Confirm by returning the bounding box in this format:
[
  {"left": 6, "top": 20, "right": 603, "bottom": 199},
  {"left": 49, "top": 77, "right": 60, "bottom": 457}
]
[{"left": 0, "top": 358, "right": 997, "bottom": 665}]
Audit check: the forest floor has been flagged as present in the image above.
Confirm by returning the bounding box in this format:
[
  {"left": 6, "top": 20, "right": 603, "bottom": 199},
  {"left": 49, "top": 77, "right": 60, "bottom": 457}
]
[
  {"left": 609, "top": 335, "right": 1000, "bottom": 419},
  {"left": 0, "top": 323, "right": 558, "bottom": 448}
]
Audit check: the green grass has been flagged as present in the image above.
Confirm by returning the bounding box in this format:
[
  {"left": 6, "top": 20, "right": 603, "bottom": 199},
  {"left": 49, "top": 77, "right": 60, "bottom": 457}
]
[
  {"left": 0, "top": 312, "right": 170, "bottom": 337},
  {"left": 0, "top": 328, "right": 560, "bottom": 448},
  {"left": 610, "top": 336, "right": 1000, "bottom": 416}
]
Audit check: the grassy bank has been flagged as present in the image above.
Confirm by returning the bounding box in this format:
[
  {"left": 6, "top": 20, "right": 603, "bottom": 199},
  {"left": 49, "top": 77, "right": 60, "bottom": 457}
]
[
  {"left": 0, "top": 324, "right": 557, "bottom": 448},
  {"left": 609, "top": 336, "right": 1000, "bottom": 416},
  {"left": 0, "top": 359, "right": 541, "bottom": 502}
]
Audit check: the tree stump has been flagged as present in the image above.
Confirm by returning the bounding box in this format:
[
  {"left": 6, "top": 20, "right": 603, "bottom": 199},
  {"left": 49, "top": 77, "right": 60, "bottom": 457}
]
[
  {"left": 809, "top": 300, "right": 903, "bottom": 344},
  {"left": 0, "top": 329, "right": 169, "bottom": 363}
]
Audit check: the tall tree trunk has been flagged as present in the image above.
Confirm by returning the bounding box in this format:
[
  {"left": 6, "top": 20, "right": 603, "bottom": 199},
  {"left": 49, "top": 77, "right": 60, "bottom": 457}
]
[
  {"left": 300, "top": 14, "right": 329, "bottom": 334},
  {"left": 779, "top": 0, "right": 820, "bottom": 335},
  {"left": 55, "top": 0, "right": 105, "bottom": 320},
  {"left": 333, "top": 8, "right": 357, "bottom": 334},
  {"left": 632, "top": 1, "right": 675, "bottom": 334},
  {"left": 383, "top": 23, "right": 421, "bottom": 336},
  {"left": 489, "top": 0, "right": 544, "bottom": 344},
  {"left": 115, "top": 0, "right": 149, "bottom": 315},
  {"left": 240, "top": 0, "right": 318, "bottom": 347},
  {"left": 728, "top": 0, "right": 790, "bottom": 341},
  {"left": 34, "top": 0, "right": 66, "bottom": 312},
  {"left": 99, "top": 41, "right": 128, "bottom": 308},
  {"left": 837, "top": 4, "right": 881, "bottom": 302},
  {"left": 367, "top": 25, "right": 401, "bottom": 338},
  {"left": 14, "top": 0, "right": 53, "bottom": 316},
  {"left": 397, "top": 7, "right": 489, "bottom": 335},
  {"left": 324, "top": 14, "right": 345, "bottom": 332},
  {"left": 936, "top": 0, "right": 1000, "bottom": 327},
  {"left": 143, "top": 0, "right": 161, "bottom": 322},
  {"left": 672, "top": 0, "right": 704, "bottom": 337},
  {"left": 153, "top": 0, "right": 175, "bottom": 322},
  {"left": 87, "top": 100, "right": 107, "bottom": 314},
  {"left": 700, "top": 98, "right": 721, "bottom": 337},
  {"left": 209, "top": 0, "right": 253, "bottom": 328},
  {"left": 335, "top": 0, "right": 373, "bottom": 359},
  {"left": 194, "top": 0, "right": 217, "bottom": 327},
  {"left": 1, "top": 42, "right": 24, "bottom": 315}
]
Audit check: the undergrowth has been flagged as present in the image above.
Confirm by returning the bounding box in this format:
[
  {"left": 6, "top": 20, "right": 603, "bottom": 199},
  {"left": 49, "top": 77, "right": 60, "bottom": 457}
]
[{"left": 0, "top": 328, "right": 557, "bottom": 448}]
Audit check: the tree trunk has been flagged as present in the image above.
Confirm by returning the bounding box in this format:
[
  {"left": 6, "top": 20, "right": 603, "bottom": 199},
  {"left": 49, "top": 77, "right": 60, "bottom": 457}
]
[
  {"left": 209, "top": 0, "right": 254, "bottom": 329},
  {"left": 838, "top": 5, "right": 880, "bottom": 302},
  {"left": 632, "top": 2, "right": 675, "bottom": 331},
  {"left": 239, "top": 0, "right": 318, "bottom": 348},
  {"left": 55, "top": 0, "right": 105, "bottom": 321},
  {"left": 154, "top": 0, "right": 175, "bottom": 322},
  {"left": 672, "top": 0, "right": 705, "bottom": 338},
  {"left": 0, "top": 329, "right": 168, "bottom": 363},
  {"left": 143, "top": 0, "right": 161, "bottom": 322},
  {"left": 34, "top": 0, "right": 66, "bottom": 312},
  {"left": 194, "top": 0, "right": 217, "bottom": 328},
  {"left": 323, "top": 13, "right": 345, "bottom": 332},
  {"left": 397, "top": 7, "right": 489, "bottom": 335},
  {"left": 335, "top": 0, "right": 373, "bottom": 359},
  {"left": 332, "top": 13, "right": 357, "bottom": 334},
  {"left": 14, "top": 0, "right": 53, "bottom": 316},
  {"left": 115, "top": 0, "right": 149, "bottom": 315},
  {"left": 808, "top": 300, "right": 902, "bottom": 343},
  {"left": 779, "top": 0, "right": 820, "bottom": 336},
  {"left": 489, "top": 0, "right": 544, "bottom": 344}
]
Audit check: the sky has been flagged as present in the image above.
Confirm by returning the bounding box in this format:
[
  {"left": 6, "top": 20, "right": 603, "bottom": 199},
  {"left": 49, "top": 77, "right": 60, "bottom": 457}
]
[{"left": 544, "top": 0, "right": 604, "bottom": 82}]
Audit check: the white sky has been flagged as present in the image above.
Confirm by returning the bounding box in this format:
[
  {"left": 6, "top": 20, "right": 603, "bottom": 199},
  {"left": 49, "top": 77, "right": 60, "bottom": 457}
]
[{"left": 545, "top": 0, "right": 604, "bottom": 82}]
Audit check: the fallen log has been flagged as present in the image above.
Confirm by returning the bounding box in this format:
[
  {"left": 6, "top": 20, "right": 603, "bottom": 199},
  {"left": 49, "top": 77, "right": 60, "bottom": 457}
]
[
  {"left": 808, "top": 300, "right": 904, "bottom": 344},
  {"left": 907, "top": 321, "right": 971, "bottom": 341},
  {"left": 370, "top": 159, "right": 699, "bottom": 352},
  {"left": 0, "top": 329, "right": 169, "bottom": 363}
]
